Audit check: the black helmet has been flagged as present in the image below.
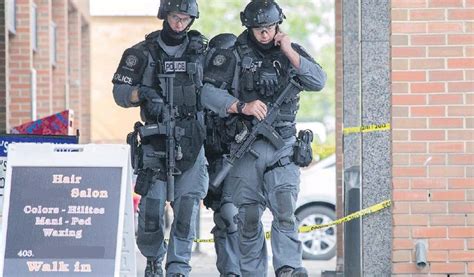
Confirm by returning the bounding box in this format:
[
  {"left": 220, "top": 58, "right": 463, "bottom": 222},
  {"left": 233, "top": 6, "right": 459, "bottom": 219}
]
[
  {"left": 240, "top": 0, "right": 285, "bottom": 28},
  {"left": 209, "top": 33, "right": 237, "bottom": 49},
  {"left": 158, "top": 0, "right": 199, "bottom": 20}
]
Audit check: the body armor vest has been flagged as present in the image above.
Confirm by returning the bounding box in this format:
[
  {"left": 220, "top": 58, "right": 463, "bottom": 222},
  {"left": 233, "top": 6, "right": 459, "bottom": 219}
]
[
  {"left": 145, "top": 31, "right": 204, "bottom": 119},
  {"left": 142, "top": 30, "right": 206, "bottom": 172},
  {"left": 235, "top": 32, "right": 300, "bottom": 128}
]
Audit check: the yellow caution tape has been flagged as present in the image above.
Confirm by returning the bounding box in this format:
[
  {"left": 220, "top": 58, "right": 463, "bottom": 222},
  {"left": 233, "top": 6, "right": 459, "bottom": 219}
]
[
  {"left": 343, "top": 123, "right": 391, "bottom": 135},
  {"left": 193, "top": 238, "right": 216, "bottom": 243},
  {"left": 297, "top": 199, "right": 391, "bottom": 233},
  {"left": 314, "top": 145, "right": 336, "bottom": 157},
  {"left": 191, "top": 199, "right": 391, "bottom": 243}
]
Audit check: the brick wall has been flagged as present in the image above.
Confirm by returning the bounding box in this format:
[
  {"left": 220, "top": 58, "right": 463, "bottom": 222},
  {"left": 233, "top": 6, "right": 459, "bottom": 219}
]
[
  {"left": 68, "top": 8, "right": 81, "bottom": 137},
  {"left": 391, "top": 0, "right": 473, "bottom": 275},
  {"left": 34, "top": 0, "right": 52, "bottom": 118},
  {"left": 3, "top": 1, "right": 90, "bottom": 140},
  {"left": 81, "top": 23, "right": 90, "bottom": 142},
  {"left": 9, "top": 0, "right": 33, "bottom": 127},
  {"left": 0, "top": 1, "right": 7, "bottom": 133},
  {"left": 52, "top": 0, "right": 68, "bottom": 111}
]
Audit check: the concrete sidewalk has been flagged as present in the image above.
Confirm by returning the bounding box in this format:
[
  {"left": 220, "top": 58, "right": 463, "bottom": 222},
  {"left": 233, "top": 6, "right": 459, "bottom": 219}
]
[{"left": 136, "top": 248, "right": 336, "bottom": 276}]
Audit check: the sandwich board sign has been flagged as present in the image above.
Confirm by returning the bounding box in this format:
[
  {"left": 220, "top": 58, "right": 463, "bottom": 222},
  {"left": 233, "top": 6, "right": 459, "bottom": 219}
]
[{"left": 0, "top": 144, "right": 136, "bottom": 276}]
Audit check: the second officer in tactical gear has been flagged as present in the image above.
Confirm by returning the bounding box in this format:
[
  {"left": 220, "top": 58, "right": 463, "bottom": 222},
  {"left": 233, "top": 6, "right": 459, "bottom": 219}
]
[
  {"left": 203, "top": 33, "right": 241, "bottom": 277},
  {"left": 112, "top": 0, "right": 208, "bottom": 276},
  {"left": 201, "top": 0, "right": 326, "bottom": 276}
]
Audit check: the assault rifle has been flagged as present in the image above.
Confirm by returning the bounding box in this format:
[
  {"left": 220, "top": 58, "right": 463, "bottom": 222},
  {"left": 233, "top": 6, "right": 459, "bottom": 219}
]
[
  {"left": 138, "top": 73, "right": 184, "bottom": 202},
  {"left": 210, "top": 78, "right": 303, "bottom": 190}
]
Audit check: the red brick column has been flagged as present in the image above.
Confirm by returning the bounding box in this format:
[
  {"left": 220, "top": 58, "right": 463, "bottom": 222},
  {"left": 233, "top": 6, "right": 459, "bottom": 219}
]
[
  {"left": 34, "top": 0, "right": 52, "bottom": 118},
  {"left": 392, "top": 0, "right": 473, "bottom": 275},
  {"left": 9, "top": 0, "right": 33, "bottom": 128},
  {"left": 52, "top": 0, "right": 67, "bottom": 112},
  {"left": 68, "top": 7, "right": 81, "bottom": 137},
  {"left": 81, "top": 22, "right": 90, "bottom": 142},
  {"left": 0, "top": 1, "right": 7, "bottom": 132}
]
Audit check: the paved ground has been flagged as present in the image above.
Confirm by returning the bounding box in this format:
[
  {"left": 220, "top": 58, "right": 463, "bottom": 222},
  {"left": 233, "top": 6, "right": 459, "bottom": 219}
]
[{"left": 135, "top": 206, "right": 336, "bottom": 276}]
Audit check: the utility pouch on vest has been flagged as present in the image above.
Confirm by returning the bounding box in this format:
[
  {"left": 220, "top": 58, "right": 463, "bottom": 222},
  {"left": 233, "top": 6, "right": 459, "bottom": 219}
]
[
  {"left": 293, "top": 129, "right": 314, "bottom": 167},
  {"left": 127, "top": 121, "right": 144, "bottom": 173},
  {"left": 134, "top": 168, "right": 154, "bottom": 196},
  {"left": 175, "top": 118, "right": 205, "bottom": 172}
]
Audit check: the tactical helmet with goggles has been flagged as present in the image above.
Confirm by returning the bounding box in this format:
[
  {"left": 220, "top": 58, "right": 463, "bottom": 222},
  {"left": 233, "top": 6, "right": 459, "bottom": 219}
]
[
  {"left": 240, "top": 0, "right": 285, "bottom": 28},
  {"left": 158, "top": 0, "right": 199, "bottom": 20}
]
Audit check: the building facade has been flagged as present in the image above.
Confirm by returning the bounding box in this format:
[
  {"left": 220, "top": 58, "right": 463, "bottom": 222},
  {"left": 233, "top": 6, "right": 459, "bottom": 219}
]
[
  {"left": 0, "top": 0, "right": 90, "bottom": 142},
  {"left": 391, "top": 0, "right": 473, "bottom": 275},
  {"left": 336, "top": 0, "right": 473, "bottom": 275},
  {"left": 1, "top": 0, "right": 471, "bottom": 274}
]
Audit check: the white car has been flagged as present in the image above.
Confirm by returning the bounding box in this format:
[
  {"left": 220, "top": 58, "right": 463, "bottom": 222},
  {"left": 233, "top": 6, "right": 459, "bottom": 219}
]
[{"left": 296, "top": 154, "right": 336, "bottom": 260}]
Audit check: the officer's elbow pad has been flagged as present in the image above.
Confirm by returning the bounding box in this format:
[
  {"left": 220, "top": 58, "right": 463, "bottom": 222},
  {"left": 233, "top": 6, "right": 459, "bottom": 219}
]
[
  {"left": 312, "top": 72, "right": 327, "bottom": 91},
  {"left": 113, "top": 84, "right": 139, "bottom": 108},
  {"left": 112, "top": 92, "right": 127, "bottom": 108},
  {"left": 315, "top": 80, "right": 326, "bottom": 92}
]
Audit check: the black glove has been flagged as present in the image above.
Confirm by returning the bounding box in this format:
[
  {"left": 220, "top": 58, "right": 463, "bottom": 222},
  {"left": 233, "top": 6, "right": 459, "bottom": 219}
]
[
  {"left": 138, "top": 86, "right": 163, "bottom": 119},
  {"left": 203, "top": 189, "right": 221, "bottom": 210},
  {"left": 259, "top": 71, "right": 278, "bottom": 96}
]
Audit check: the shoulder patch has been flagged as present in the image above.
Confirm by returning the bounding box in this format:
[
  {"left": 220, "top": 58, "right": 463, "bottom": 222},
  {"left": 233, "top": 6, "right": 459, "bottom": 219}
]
[
  {"left": 112, "top": 48, "right": 148, "bottom": 86},
  {"left": 207, "top": 49, "right": 234, "bottom": 69},
  {"left": 203, "top": 48, "right": 236, "bottom": 89},
  {"left": 212, "top": 54, "right": 227, "bottom": 66}
]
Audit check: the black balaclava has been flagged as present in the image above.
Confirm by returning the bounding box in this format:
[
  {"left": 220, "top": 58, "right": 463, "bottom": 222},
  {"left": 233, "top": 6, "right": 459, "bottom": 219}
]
[
  {"left": 160, "top": 19, "right": 192, "bottom": 46},
  {"left": 247, "top": 26, "right": 280, "bottom": 52}
]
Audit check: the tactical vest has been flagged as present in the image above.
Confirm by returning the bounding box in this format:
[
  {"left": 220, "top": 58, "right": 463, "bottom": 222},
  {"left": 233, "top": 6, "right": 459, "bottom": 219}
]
[
  {"left": 145, "top": 30, "right": 205, "bottom": 119},
  {"left": 144, "top": 30, "right": 207, "bottom": 172},
  {"left": 235, "top": 33, "right": 300, "bottom": 135}
]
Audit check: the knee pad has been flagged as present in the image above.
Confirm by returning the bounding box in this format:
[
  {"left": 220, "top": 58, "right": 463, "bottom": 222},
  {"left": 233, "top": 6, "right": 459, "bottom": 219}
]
[
  {"left": 220, "top": 202, "right": 238, "bottom": 233},
  {"left": 241, "top": 204, "right": 261, "bottom": 239},
  {"left": 144, "top": 198, "right": 164, "bottom": 232},
  {"left": 274, "top": 191, "right": 296, "bottom": 231},
  {"left": 175, "top": 195, "right": 198, "bottom": 238}
]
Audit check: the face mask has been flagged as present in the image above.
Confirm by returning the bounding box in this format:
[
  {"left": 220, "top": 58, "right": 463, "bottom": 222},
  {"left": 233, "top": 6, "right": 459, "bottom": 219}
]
[{"left": 161, "top": 20, "right": 188, "bottom": 46}]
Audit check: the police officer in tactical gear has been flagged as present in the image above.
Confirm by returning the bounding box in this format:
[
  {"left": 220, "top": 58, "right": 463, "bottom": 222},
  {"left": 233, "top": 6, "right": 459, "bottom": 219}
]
[
  {"left": 112, "top": 0, "right": 208, "bottom": 276},
  {"left": 203, "top": 33, "right": 241, "bottom": 277},
  {"left": 201, "top": 0, "right": 326, "bottom": 276}
]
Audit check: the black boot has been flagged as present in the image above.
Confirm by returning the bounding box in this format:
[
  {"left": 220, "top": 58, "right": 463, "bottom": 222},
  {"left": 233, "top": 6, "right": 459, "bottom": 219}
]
[
  {"left": 145, "top": 258, "right": 163, "bottom": 277},
  {"left": 276, "top": 266, "right": 294, "bottom": 277},
  {"left": 276, "top": 266, "right": 309, "bottom": 277}
]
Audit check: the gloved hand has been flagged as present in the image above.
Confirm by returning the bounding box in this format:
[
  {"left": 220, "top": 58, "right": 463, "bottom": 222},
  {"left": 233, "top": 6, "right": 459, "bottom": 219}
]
[
  {"left": 203, "top": 187, "right": 222, "bottom": 210},
  {"left": 138, "top": 86, "right": 163, "bottom": 119},
  {"left": 259, "top": 70, "right": 278, "bottom": 96}
]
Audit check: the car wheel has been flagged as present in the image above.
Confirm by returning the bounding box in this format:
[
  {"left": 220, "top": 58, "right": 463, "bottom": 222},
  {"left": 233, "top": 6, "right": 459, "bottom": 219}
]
[{"left": 296, "top": 205, "right": 336, "bottom": 260}]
